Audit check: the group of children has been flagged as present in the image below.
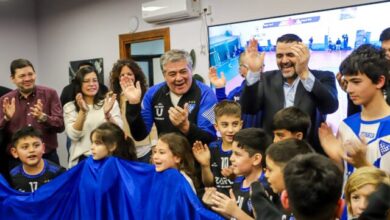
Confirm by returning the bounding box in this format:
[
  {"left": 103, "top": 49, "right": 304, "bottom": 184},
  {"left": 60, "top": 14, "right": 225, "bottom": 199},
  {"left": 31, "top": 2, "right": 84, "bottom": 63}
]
[{"left": 6, "top": 43, "right": 390, "bottom": 220}]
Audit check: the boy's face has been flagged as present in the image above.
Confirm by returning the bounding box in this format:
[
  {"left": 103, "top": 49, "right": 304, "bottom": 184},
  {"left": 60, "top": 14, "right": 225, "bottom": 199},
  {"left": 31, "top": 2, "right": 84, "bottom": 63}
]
[
  {"left": 152, "top": 140, "right": 181, "bottom": 172},
  {"left": 11, "top": 136, "right": 45, "bottom": 167},
  {"left": 215, "top": 115, "right": 243, "bottom": 144},
  {"left": 273, "top": 129, "right": 302, "bottom": 142},
  {"left": 345, "top": 72, "right": 384, "bottom": 106},
  {"left": 265, "top": 155, "right": 285, "bottom": 193},
  {"left": 230, "top": 141, "right": 258, "bottom": 176}
]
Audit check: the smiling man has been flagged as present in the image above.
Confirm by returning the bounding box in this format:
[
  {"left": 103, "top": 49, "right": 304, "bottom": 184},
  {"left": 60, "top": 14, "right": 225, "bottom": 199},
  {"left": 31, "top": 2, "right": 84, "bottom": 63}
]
[
  {"left": 240, "top": 34, "right": 339, "bottom": 154},
  {"left": 0, "top": 59, "right": 64, "bottom": 168},
  {"left": 123, "top": 50, "right": 217, "bottom": 144}
]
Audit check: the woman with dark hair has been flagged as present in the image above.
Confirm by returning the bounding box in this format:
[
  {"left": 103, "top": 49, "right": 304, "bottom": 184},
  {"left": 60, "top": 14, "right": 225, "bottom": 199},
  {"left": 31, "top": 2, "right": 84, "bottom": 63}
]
[
  {"left": 64, "top": 66, "right": 122, "bottom": 168},
  {"left": 110, "top": 59, "right": 157, "bottom": 163}
]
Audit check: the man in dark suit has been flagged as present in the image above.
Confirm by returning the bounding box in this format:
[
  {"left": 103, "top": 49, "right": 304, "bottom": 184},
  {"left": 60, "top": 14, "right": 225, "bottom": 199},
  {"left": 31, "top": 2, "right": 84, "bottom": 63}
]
[
  {"left": 240, "top": 34, "right": 338, "bottom": 154},
  {"left": 0, "top": 85, "right": 12, "bottom": 182}
]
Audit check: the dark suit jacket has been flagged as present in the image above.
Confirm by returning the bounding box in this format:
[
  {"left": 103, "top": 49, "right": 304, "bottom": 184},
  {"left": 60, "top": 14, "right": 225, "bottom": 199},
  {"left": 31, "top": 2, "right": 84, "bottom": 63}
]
[{"left": 241, "top": 70, "right": 339, "bottom": 154}]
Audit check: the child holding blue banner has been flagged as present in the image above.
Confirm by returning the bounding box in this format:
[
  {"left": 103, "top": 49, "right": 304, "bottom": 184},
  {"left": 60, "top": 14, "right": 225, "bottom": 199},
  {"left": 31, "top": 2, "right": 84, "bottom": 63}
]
[
  {"left": 9, "top": 127, "right": 65, "bottom": 192},
  {"left": 90, "top": 122, "right": 137, "bottom": 161},
  {"left": 152, "top": 132, "right": 199, "bottom": 193}
]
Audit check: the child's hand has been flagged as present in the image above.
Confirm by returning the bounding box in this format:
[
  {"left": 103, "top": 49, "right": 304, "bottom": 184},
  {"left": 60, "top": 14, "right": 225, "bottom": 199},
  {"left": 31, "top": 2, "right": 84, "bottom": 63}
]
[
  {"left": 221, "top": 166, "right": 235, "bottom": 180},
  {"left": 342, "top": 137, "right": 370, "bottom": 168},
  {"left": 202, "top": 187, "right": 217, "bottom": 207},
  {"left": 192, "top": 141, "right": 211, "bottom": 167},
  {"left": 211, "top": 189, "right": 239, "bottom": 217}
]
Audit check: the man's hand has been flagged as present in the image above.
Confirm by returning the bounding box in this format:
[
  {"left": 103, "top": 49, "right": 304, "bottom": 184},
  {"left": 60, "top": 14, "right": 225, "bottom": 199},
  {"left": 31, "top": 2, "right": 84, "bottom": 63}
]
[
  {"left": 241, "top": 38, "right": 265, "bottom": 73},
  {"left": 168, "top": 103, "right": 190, "bottom": 134},
  {"left": 192, "top": 141, "right": 211, "bottom": 166},
  {"left": 208, "top": 67, "right": 226, "bottom": 88},
  {"left": 30, "top": 99, "right": 46, "bottom": 121},
  {"left": 2, "top": 97, "right": 15, "bottom": 120},
  {"left": 291, "top": 42, "right": 310, "bottom": 80},
  {"left": 120, "top": 77, "right": 142, "bottom": 104}
]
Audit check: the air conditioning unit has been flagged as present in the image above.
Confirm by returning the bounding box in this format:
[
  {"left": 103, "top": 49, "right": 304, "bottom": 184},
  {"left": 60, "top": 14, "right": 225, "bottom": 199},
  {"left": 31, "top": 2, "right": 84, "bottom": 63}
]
[{"left": 142, "top": 0, "right": 201, "bottom": 24}]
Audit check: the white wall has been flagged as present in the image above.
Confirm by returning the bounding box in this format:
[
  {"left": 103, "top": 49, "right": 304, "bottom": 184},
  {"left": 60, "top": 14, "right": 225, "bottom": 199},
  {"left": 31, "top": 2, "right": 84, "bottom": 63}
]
[
  {"left": 2, "top": 0, "right": 382, "bottom": 166},
  {"left": 0, "top": 0, "right": 38, "bottom": 89}
]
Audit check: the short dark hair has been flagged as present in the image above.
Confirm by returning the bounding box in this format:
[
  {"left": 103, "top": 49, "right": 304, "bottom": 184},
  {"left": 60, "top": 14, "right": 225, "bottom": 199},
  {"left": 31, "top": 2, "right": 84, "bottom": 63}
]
[
  {"left": 276, "top": 34, "right": 302, "bottom": 43},
  {"left": 284, "top": 153, "right": 343, "bottom": 220},
  {"left": 10, "top": 59, "right": 35, "bottom": 77},
  {"left": 339, "top": 44, "right": 390, "bottom": 89},
  {"left": 214, "top": 100, "right": 241, "bottom": 121},
  {"left": 379, "top": 27, "right": 390, "bottom": 42},
  {"left": 266, "top": 139, "right": 314, "bottom": 166},
  {"left": 11, "top": 126, "right": 43, "bottom": 147},
  {"left": 272, "top": 107, "right": 311, "bottom": 138},
  {"left": 234, "top": 128, "right": 271, "bottom": 167}
]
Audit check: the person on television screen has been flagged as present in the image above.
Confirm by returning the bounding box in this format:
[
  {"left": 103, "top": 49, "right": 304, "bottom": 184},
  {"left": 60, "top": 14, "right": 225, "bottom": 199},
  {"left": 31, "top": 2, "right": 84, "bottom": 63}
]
[{"left": 240, "top": 34, "right": 338, "bottom": 154}]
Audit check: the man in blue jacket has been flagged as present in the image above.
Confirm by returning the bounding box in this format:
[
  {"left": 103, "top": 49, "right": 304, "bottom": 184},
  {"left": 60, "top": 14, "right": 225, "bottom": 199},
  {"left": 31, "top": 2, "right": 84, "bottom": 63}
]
[{"left": 123, "top": 49, "right": 217, "bottom": 144}]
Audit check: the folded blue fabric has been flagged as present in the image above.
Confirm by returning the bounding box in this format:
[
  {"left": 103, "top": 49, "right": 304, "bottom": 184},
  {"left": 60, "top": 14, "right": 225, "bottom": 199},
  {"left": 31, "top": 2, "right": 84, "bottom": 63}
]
[{"left": 0, "top": 157, "right": 222, "bottom": 220}]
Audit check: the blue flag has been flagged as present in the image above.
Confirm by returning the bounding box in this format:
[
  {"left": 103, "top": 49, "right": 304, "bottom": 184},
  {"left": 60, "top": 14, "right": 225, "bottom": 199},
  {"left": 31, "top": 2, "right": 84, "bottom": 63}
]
[{"left": 0, "top": 157, "right": 223, "bottom": 220}]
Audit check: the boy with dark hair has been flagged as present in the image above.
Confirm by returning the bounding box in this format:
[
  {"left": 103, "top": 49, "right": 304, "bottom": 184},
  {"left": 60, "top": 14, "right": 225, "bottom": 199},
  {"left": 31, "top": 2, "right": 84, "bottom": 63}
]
[
  {"left": 272, "top": 106, "right": 311, "bottom": 142},
  {"left": 9, "top": 127, "right": 65, "bottom": 192},
  {"left": 319, "top": 44, "right": 390, "bottom": 175},
  {"left": 205, "top": 128, "right": 273, "bottom": 219},
  {"left": 281, "top": 153, "right": 344, "bottom": 220},
  {"left": 265, "top": 139, "right": 314, "bottom": 194},
  {"left": 193, "top": 100, "right": 242, "bottom": 194}
]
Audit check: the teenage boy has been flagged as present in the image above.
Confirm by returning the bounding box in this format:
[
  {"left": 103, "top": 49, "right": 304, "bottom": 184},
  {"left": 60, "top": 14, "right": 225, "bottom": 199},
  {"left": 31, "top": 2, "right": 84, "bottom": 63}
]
[
  {"left": 193, "top": 100, "right": 243, "bottom": 195},
  {"left": 319, "top": 44, "right": 390, "bottom": 175},
  {"left": 205, "top": 128, "right": 273, "bottom": 219},
  {"left": 9, "top": 127, "right": 65, "bottom": 192},
  {"left": 272, "top": 106, "right": 311, "bottom": 143}
]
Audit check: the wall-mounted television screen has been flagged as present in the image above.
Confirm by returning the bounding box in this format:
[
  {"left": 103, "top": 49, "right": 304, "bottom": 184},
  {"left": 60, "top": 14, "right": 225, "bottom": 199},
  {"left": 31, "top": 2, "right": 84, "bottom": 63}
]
[{"left": 208, "top": 1, "right": 390, "bottom": 130}]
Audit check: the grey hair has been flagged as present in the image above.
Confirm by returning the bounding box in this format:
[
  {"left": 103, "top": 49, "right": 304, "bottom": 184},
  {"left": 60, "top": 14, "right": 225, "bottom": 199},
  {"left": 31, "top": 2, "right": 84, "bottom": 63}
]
[{"left": 160, "top": 49, "right": 193, "bottom": 72}]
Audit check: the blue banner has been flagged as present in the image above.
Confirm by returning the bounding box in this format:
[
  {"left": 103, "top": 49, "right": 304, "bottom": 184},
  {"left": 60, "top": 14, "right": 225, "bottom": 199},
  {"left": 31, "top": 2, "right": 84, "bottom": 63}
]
[{"left": 0, "top": 157, "right": 222, "bottom": 220}]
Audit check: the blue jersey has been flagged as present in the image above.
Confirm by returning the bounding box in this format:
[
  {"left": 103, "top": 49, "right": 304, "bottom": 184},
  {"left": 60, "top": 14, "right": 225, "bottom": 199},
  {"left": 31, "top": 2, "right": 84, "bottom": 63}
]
[
  {"left": 338, "top": 113, "right": 390, "bottom": 176},
  {"left": 10, "top": 159, "right": 65, "bottom": 192},
  {"left": 208, "top": 140, "right": 234, "bottom": 195},
  {"left": 126, "top": 80, "right": 217, "bottom": 144},
  {"left": 232, "top": 171, "right": 274, "bottom": 217}
]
